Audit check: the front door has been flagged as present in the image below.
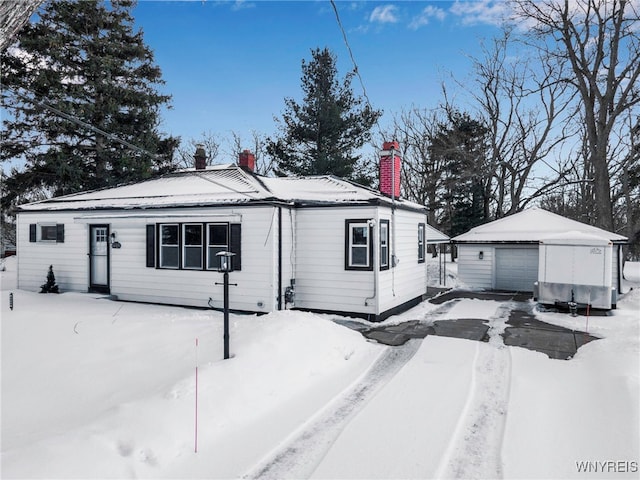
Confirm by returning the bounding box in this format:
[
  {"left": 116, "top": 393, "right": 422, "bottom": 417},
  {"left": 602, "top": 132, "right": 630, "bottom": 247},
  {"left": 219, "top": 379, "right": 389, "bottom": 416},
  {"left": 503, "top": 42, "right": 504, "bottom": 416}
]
[{"left": 89, "top": 225, "right": 110, "bottom": 293}]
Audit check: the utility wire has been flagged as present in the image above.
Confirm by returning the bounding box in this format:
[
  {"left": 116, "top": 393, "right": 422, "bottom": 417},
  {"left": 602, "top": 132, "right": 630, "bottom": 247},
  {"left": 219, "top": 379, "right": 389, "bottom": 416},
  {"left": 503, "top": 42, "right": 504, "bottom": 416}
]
[
  {"left": 329, "top": 0, "right": 386, "bottom": 141},
  {"left": 5, "top": 85, "right": 165, "bottom": 161},
  {"left": 4, "top": 85, "right": 267, "bottom": 201}
]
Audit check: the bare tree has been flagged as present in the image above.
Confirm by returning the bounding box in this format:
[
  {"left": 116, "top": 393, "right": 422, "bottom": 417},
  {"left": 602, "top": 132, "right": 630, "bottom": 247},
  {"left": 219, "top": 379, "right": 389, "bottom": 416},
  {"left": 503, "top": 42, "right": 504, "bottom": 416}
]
[
  {"left": 465, "top": 31, "right": 577, "bottom": 216},
  {"left": 610, "top": 114, "right": 640, "bottom": 254},
  {"left": 228, "top": 130, "right": 274, "bottom": 176},
  {"left": 174, "top": 131, "right": 221, "bottom": 169},
  {"left": 512, "top": 0, "right": 640, "bottom": 231},
  {"left": 391, "top": 107, "right": 449, "bottom": 227}
]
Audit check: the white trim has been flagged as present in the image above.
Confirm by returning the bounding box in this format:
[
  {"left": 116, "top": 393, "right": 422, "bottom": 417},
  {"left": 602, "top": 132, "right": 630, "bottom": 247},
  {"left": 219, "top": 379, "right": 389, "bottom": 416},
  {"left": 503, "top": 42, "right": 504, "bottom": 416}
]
[
  {"left": 182, "top": 223, "right": 204, "bottom": 270},
  {"left": 348, "top": 222, "right": 370, "bottom": 268},
  {"left": 74, "top": 213, "right": 242, "bottom": 222},
  {"left": 159, "top": 224, "right": 180, "bottom": 269}
]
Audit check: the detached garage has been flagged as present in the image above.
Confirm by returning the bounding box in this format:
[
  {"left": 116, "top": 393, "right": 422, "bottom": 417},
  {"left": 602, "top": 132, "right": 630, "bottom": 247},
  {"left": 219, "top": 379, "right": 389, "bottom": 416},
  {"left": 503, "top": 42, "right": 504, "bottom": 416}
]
[{"left": 452, "top": 208, "right": 627, "bottom": 297}]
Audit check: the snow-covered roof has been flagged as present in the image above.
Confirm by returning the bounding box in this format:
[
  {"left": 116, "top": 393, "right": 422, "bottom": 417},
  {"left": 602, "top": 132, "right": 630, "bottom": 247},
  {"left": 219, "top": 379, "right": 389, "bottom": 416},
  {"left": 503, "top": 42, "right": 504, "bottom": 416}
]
[
  {"left": 424, "top": 224, "right": 450, "bottom": 243},
  {"left": 540, "top": 230, "right": 613, "bottom": 246},
  {"left": 17, "top": 164, "right": 427, "bottom": 213},
  {"left": 452, "top": 208, "right": 627, "bottom": 243}
]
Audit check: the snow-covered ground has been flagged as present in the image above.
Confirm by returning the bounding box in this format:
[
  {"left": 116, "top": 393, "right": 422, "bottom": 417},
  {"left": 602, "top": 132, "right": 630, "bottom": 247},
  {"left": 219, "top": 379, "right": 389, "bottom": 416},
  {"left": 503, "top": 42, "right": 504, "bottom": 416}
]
[{"left": 1, "top": 256, "right": 638, "bottom": 479}]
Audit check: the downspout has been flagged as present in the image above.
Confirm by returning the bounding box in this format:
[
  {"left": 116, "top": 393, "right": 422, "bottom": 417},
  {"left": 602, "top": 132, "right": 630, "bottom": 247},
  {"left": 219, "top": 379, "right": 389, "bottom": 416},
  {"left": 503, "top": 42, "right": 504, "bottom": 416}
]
[
  {"left": 365, "top": 217, "right": 377, "bottom": 308},
  {"left": 277, "top": 206, "right": 283, "bottom": 310},
  {"left": 391, "top": 144, "right": 397, "bottom": 297},
  {"left": 617, "top": 244, "right": 623, "bottom": 296}
]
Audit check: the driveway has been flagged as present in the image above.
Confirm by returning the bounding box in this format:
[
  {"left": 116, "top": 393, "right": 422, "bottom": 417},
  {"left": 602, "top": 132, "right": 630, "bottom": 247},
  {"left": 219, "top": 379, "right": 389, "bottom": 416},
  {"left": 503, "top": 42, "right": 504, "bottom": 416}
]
[{"left": 339, "top": 290, "right": 601, "bottom": 360}]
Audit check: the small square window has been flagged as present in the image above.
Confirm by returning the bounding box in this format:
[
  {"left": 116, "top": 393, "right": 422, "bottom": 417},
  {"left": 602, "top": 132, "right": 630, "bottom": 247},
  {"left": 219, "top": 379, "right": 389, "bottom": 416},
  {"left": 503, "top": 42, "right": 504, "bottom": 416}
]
[
  {"left": 30, "top": 224, "right": 64, "bottom": 243},
  {"left": 345, "top": 220, "right": 372, "bottom": 271},
  {"left": 40, "top": 225, "right": 58, "bottom": 241}
]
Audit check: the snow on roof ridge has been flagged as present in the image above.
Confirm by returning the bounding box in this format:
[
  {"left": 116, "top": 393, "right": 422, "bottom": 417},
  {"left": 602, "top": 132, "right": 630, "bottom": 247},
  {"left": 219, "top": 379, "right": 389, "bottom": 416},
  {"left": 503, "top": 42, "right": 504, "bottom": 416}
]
[
  {"left": 453, "top": 207, "right": 627, "bottom": 241},
  {"left": 18, "top": 164, "right": 431, "bottom": 212},
  {"left": 176, "top": 163, "right": 236, "bottom": 172}
]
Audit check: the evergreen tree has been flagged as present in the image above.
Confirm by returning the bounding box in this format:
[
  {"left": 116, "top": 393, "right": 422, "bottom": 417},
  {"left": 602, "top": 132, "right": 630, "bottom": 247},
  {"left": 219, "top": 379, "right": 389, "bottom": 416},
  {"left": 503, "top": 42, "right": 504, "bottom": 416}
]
[
  {"left": 40, "top": 265, "right": 59, "bottom": 293},
  {"left": 1, "top": 0, "right": 178, "bottom": 212},
  {"left": 266, "top": 47, "right": 381, "bottom": 185},
  {"left": 430, "top": 110, "right": 491, "bottom": 237}
]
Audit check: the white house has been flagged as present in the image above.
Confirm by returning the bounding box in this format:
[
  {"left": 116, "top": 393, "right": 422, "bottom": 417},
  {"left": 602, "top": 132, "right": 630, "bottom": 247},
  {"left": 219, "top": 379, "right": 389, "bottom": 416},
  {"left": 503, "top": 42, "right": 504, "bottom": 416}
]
[
  {"left": 452, "top": 208, "right": 627, "bottom": 306},
  {"left": 17, "top": 143, "right": 448, "bottom": 321}
]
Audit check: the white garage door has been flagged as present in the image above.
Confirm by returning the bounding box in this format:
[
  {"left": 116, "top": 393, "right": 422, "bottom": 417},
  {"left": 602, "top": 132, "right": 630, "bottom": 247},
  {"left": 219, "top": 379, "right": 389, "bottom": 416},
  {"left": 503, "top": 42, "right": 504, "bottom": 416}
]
[{"left": 495, "top": 247, "right": 539, "bottom": 292}]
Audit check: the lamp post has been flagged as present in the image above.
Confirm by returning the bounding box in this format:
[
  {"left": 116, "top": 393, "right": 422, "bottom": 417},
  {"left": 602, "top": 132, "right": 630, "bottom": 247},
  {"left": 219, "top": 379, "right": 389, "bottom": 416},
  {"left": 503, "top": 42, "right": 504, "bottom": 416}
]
[{"left": 216, "top": 251, "right": 236, "bottom": 359}]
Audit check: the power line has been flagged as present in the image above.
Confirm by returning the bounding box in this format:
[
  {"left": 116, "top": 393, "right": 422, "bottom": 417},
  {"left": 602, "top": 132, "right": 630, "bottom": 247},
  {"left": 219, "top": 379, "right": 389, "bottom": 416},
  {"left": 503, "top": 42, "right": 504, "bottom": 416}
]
[
  {"left": 329, "top": 0, "right": 386, "bottom": 141},
  {"left": 4, "top": 85, "right": 270, "bottom": 201},
  {"left": 5, "top": 85, "right": 166, "bottom": 161}
]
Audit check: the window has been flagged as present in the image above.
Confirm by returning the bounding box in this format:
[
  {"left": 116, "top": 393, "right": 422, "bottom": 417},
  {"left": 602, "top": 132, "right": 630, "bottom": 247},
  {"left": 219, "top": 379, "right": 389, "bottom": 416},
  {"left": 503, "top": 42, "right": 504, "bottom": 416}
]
[
  {"left": 29, "top": 223, "right": 65, "bottom": 243},
  {"left": 149, "top": 222, "right": 241, "bottom": 271},
  {"left": 41, "top": 225, "right": 58, "bottom": 241},
  {"left": 160, "top": 224, "right": 179, "bottom": 268},
  {"left": 183, "top": 224, "right": 203, "bottom": 269},
  {"left": 207, "top": 224, "right": 228, "bottom": 269},
  {"left": 345, "top": 220, "right": 372, "bottom": 270},
  {"left": 418, "top": 223, "right": 425, "bottom": 263},
  {"left": 380, "top": 220, "right": 389, "bottom": 270}
]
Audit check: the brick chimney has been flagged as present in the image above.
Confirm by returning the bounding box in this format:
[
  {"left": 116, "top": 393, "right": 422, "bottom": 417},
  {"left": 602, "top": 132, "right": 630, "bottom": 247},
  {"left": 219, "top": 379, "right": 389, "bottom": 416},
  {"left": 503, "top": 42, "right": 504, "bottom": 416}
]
[
  {"left": 379, "top": 141, "right": 401, "bottom": 199},
  {"left": 194, "top": 144, "right": 207, "bottom": 170},
  {"left": 238, "top": 149, "right": 255, "bottom": 172}
]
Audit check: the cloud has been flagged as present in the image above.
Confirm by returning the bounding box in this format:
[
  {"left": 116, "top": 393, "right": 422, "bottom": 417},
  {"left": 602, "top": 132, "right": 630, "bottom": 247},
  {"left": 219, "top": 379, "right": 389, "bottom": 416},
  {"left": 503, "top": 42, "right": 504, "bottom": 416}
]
[
  {"left": 369, "top": 4, "right": 399, "bottom": 24},
  {"left": 449, "top": 0, "right": 510, "bottom": 26},
  {"left": 231, "top": 0, "right": 255, "bottom": 11},
  {"left": 409, "top": 5, "right": 446, "bottom": 30}
]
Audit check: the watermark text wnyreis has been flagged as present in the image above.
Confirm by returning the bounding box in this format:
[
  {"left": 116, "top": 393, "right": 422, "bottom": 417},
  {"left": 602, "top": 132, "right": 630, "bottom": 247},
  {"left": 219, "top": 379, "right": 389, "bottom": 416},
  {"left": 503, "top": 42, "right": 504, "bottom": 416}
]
[{"left": 576, "top": 461, "right": 638, "bottom": 474}]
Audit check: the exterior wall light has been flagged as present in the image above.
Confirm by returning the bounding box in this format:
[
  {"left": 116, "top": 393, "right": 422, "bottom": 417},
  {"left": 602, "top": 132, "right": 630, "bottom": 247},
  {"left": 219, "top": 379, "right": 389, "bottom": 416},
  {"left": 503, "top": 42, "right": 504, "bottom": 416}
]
[
  {"left": 216, "top": 251, "right": 235, "bottom": 273},
  {"left": 216, "top": 251, "right": 236, "bottom": 359},
  {"left": 110, "top": 232, "right": 121, "bottom": 249},
  {"left": 479, "top": 251, "right": 484, "bottom": 260}
]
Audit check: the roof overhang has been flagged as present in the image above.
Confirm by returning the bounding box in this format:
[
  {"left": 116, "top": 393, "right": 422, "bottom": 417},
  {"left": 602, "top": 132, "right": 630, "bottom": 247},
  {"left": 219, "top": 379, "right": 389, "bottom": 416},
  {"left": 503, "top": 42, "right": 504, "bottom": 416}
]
[{"left": 453, "top": 239, "right": 627, "bottom": 245}]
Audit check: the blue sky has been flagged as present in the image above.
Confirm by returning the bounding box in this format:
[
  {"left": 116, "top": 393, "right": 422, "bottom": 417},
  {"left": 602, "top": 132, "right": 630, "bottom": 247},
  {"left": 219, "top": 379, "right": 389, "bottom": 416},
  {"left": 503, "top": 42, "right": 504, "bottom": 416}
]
[{"left": 132, "top": 1, "right": 505, "bottom": 154}]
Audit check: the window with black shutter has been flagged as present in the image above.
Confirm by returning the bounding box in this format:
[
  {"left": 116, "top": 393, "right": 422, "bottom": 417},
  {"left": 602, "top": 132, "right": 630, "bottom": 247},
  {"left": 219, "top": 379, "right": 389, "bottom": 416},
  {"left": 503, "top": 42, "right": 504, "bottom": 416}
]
[
  {"left": 229, "top": 223, "right": 242, "bottom": 271},
  {"left": 152, "top": 222, "right": 242, "bottom": 271},
  {"left": 146, "top": 225, "right": 155, "bottom": 267},
  {"left": 56, "top": 224, "right": 65, "bottom": 243},
  {"left": 30, "top": 223, "right": 64, "bottom": 243}
]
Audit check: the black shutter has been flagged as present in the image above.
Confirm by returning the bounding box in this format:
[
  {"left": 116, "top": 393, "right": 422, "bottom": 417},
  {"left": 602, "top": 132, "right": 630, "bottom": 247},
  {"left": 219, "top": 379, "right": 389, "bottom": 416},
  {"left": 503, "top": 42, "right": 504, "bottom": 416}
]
[
  {"left": 29, "top": 224, "right": 37, "bottom": 242},
  {"left": 230, "top": 223, "right": 241, "bottom": 271},
  {"left": 146, "top": 225, "right": 156, "bottom": 268},
  {"left": 56, "top": 224, "right": 65, "bottom": 243}
]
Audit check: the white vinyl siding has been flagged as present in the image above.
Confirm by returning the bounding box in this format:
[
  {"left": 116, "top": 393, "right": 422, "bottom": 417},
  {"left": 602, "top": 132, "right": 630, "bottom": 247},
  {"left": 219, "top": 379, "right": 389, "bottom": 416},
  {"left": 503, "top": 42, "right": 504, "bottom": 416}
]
[
  {"left": 377, "top": 209, "right": 429, "bottom": 314},
  {"left": 295, "top": 207, "right": 376, "bottom": 314},
  {"left": 18, "top": 203, "right": 432, "bottom": 318},
  {"left": 17, "top": 212, "right": 87, "bottom": 292},
  {"left": 457, "top": 245, "right": 494, "bottom": 290},
  {"left": 109, "top": 207, "right": 277, "bottom": 312},
  {"left": 17, "top": 206, "right": 281, "bottom": 313}
]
